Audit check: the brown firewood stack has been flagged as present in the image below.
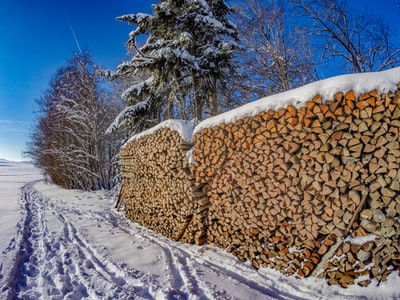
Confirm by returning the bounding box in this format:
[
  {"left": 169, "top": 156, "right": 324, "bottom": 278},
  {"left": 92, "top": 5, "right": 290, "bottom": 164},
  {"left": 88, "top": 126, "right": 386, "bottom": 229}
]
[
  {"left": 119, "top": 125, "right": 198, "bottom": 243},
  {"left": 191, "top": 84, "right": 400, "bottom": 287}
]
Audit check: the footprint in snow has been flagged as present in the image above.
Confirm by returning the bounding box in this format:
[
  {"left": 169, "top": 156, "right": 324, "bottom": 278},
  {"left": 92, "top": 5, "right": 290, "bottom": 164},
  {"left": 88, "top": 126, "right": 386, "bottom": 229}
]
[
  {"left": 53, "top": 241, "right": 60, "bottom": 250},
  {"left": 85, "top": 260, "right": 94, "bottom": 269},
  {"left": 25, "top": 264, "right": 39, "bottom": 278}
]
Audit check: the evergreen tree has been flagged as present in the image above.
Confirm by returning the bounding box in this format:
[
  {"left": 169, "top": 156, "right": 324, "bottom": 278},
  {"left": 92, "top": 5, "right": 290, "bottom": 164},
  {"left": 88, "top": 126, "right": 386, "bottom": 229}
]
[{"left": 108, "top": 0, "right": 238, "bottom": 134}]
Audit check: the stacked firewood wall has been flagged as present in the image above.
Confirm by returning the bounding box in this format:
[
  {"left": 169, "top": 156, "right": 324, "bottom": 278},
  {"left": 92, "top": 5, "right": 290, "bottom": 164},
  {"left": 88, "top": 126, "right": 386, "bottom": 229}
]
[
  {"left": 119, "top": 128, "right": 199, "bottom": 243},
  {"left": 191, "top": 85, "right": 400, "bottom": 287}
]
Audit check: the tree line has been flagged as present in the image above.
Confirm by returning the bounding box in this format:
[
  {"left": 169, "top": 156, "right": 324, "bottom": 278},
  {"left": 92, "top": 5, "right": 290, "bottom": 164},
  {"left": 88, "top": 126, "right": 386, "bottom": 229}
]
[
  {"left": 25, "top": 53, "right": 127, "bottom": 190},
  {"left": 25, "top": 0, "right": 400, "bottom": 191}
]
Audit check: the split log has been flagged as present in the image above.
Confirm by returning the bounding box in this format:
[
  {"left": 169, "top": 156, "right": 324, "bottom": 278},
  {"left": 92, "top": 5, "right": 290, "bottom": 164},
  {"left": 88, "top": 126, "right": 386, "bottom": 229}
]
[
  {"left": 189, "top": 84, "right": 400, "bottom": 286},
  {"left": 120, "top": 127, "right": 199, "bottom": 243}
]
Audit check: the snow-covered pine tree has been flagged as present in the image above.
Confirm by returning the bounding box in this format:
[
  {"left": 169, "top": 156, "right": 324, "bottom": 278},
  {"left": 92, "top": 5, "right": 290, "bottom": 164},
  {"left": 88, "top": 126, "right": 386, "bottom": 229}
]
[{"left": 108, "top": 0, "right": 238, "bottom": 134}]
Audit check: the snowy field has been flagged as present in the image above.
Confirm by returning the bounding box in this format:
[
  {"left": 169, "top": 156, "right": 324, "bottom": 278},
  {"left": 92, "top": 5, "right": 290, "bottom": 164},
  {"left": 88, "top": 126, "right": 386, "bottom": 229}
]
[{"left": 0, "top": 161, "right": 399, "bottom": 299}]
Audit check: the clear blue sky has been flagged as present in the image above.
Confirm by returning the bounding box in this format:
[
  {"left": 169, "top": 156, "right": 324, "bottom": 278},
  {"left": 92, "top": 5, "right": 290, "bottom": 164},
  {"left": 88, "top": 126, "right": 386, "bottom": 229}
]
[
  {"left": 0, "top": 0, "right": 155, "bottom": 161},
  {"left": 0, "top": 0, "right": 398, "bottom": 161}
]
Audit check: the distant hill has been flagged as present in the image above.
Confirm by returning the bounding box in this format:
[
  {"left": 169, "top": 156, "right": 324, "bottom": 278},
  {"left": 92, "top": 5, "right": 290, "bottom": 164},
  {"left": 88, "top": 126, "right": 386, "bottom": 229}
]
[
  {"left": 0, "top": 158, "right": 32, "bottom": 165},
  {"left": 0, "top": 159, "right": 16, "bottom": 167}
]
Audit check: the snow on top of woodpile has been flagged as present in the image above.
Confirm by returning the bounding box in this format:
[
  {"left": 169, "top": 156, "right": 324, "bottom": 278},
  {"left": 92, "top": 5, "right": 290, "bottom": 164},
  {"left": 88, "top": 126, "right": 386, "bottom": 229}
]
[
  {"left": 122, "top": 67, "right": 400, "bottom": 145},
  {"left": 194, "top": 67, "right": 400, "bottom": 134},
  {"left": 122, "top": 119, "right": 194, "bottom": 148}
]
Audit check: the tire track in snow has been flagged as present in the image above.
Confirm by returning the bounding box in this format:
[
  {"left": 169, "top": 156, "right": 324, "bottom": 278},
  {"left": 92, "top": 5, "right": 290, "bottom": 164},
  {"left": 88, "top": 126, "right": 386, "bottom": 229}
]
[
  {"left": 50, "top": 197, "right": 209, "bottom": 299},
  {"left": 49, "top": 203, "right": 161, "bottom": 299},
  {"left": 3, "top": 181, "right": 158, "bottom": 299},
  {"left": 2, "top": 181, "right": 42, "bottom": 300},
  {"left": 168, "top": 248, "right": 210, "bottom": 299},
  {"left": 121, "top": 218, "right": 302, "bottom": 300},
  {"left": 99, "top": 205, "right": 270, "bottom": 299},
  {"left": 59, "top": 213, "right": 156, "bottom": 298},
  {"left": 5, "top": 180, "right": 309, "bottom": 299}
]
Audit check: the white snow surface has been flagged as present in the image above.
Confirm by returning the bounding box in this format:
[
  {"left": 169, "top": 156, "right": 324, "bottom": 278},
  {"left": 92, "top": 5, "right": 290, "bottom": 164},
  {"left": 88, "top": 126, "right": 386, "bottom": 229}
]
[
  {"left": 1, "top": 163, "right": 400, "bottom": 299},
  {"left": 344, "top": 234, "right": 379, "bottom": 245},
  {"left": 0, "top": 161, "right": 42, "bottom": 261},
  {"left": 122, "top": 119, "right": 194, "bottom": 147},
  {"left": 194, "top": 67, "right": 400, "bottom": 134}
]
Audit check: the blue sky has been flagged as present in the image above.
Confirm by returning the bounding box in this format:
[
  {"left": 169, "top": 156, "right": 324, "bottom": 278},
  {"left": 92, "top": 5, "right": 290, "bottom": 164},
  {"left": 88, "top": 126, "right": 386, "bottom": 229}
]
[
  {"left": 0, "top": 0, "right": 398, "bottom": 161},
  {"left": 0, "top": 0, "right": 155, "bottom": 161}
]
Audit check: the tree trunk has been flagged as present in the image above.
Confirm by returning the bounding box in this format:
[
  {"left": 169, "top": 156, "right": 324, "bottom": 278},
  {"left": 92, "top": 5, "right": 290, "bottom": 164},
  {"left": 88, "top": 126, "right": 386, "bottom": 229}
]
[{"left": 209, "top": 77, "right": 218, "bottom": 116}]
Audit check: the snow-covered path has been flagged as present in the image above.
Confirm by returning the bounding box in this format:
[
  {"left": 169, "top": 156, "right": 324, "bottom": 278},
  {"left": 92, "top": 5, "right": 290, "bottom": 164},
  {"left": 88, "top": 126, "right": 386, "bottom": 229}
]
[
  {"left": 2, "top": 180, "right": 294, "bottom": 299},
  {"left": 4, "top": 180, "right": 156, "bottom": 299},
  {"left": 1, "top": 163, "right": 399, "bottom": 299}
]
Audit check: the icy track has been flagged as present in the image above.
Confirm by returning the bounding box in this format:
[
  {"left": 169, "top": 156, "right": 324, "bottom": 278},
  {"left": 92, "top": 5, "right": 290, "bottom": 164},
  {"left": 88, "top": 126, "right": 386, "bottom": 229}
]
[{"left": 1, "top": 163, "right": 399, "bottom": 299}]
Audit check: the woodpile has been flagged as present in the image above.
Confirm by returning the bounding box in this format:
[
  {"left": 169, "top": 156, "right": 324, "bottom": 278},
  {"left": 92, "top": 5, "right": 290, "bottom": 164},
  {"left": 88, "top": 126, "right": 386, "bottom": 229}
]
[
  {"left": 119, "top": 126, "right": 199, "bottom": 243},
  {"left": 324, "top": 208, "right": 400, "bottom": 287},
  {"left": 191, "top": 84, "right": 400, "bottom": 287},
  {"left": 118, "top": 82, "right": 400, "bottom": 288}
]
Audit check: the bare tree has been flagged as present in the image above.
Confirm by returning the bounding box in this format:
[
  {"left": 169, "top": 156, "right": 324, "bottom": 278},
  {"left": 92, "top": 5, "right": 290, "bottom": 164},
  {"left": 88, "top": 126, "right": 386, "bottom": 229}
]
[
  {"left": 295, "top": 0, "right": 400, "bottom": 73},
  {"left": 25, "top": 51, "right": 122, "bottom": 190},
  {"left": 232, "top": 0, "right": 318, "bottom": 100},
  {"left": 98, "top": 78, "right": 130, "bottom": 190}
]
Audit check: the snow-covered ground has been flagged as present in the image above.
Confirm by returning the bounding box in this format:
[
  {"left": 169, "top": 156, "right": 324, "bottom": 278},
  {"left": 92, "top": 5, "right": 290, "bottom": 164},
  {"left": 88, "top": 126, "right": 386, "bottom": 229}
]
[
  {"left": 0, "top": 162, "right": 399, "bottom": 299},
  {"left": 0, "top": 160, "right": 42, "bottom": 263}
]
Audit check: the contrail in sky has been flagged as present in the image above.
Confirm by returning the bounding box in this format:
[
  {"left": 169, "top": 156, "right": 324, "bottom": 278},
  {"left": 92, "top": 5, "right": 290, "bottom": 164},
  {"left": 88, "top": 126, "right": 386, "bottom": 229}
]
[{"left": 61, "top": 0, "right": 82, "bottom": 54}]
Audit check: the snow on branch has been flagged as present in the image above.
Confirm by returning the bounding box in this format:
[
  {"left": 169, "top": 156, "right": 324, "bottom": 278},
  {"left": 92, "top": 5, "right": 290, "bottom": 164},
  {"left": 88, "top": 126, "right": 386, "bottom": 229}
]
[
  {"left": 106, "top": 100, "right": 151, "bottom": 134},
  {"left": 116, "top": 13, "right": 153, "bottom": 25},
  {"left": 122, "top": 119, "right": 194, "bottom": 147},
  {"left": 121, "top": 76, "right": 154, "bottom": 99}
]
